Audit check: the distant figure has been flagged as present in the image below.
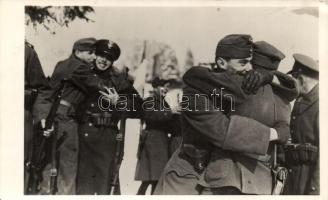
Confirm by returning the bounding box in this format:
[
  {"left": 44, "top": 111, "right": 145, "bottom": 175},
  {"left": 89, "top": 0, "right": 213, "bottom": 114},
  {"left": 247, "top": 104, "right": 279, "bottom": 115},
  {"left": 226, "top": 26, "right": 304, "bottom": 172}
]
[{"left": 135, "top": 78, "right": 179, "bottom": 195}]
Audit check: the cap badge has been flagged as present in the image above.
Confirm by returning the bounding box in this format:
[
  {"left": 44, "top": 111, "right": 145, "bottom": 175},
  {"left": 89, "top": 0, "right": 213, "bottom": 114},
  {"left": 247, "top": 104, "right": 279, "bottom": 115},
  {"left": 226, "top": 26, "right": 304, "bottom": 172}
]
[{"left": 107, "top": 41, "right": 114, "bottom": 50}]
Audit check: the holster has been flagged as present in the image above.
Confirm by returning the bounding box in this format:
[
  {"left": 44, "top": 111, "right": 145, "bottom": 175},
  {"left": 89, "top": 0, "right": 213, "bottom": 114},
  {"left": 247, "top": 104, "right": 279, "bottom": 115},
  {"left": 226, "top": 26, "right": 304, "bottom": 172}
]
[
  {"left": 179, "top": 144, "right": 211, "bottom": 174},
  {"left": 285, "top": 143, "right": 318, "bottom": 164}
]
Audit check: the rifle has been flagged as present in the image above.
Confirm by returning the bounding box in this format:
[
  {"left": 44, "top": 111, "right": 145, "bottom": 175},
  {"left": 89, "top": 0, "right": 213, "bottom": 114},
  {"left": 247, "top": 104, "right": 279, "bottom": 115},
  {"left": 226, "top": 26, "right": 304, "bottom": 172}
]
[
  {"left": 107, "top": 41, "right": 147, "bottom": 195},
  {"left": 108, "top": 114, "right": 126, "bottom": 194},
  {"left": 25, "top": 80, "right": 66, "bottom": 194}
]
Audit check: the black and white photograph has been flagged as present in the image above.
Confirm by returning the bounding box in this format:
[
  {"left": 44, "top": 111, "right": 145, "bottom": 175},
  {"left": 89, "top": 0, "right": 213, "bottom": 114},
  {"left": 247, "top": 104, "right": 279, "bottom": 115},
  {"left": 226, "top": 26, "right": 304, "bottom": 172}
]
[{"left": 0, "top": 0, "right": 327, "bottom": 198}]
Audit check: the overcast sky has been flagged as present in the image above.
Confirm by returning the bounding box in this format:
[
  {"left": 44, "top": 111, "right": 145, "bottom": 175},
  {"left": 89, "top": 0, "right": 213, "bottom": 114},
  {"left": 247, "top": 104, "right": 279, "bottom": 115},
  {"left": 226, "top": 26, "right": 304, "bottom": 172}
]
[{"left": 26, "top": 7, "right": 318, "bottom": 76}]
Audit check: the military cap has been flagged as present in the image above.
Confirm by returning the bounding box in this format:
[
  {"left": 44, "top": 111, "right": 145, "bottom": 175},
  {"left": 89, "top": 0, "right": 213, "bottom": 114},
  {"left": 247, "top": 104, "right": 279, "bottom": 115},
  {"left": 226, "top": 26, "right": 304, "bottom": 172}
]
[
  {"left": 151, "top": 77, "right": 169, "bottom": 88},
  {"left": 287, "top": 53, "right": 318, "bottom": 79},
  {"left": 95, "top": 39, "right": 121, "bottom": 61},
  {"left": 252, "top": 41, "right": 285, "bottom": 70},
  {"left": 215, "top": 34, "right": 253, "bottom": 60},
  {"left": 73, "top": 37, "right": 96, "bottom": 51}
]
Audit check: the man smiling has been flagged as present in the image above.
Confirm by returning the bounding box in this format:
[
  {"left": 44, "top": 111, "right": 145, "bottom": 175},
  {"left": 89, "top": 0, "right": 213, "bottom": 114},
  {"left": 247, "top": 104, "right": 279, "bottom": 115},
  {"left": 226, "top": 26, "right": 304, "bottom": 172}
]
[{"left": 154, "top": 34, "right": 297, "bottom": 195}]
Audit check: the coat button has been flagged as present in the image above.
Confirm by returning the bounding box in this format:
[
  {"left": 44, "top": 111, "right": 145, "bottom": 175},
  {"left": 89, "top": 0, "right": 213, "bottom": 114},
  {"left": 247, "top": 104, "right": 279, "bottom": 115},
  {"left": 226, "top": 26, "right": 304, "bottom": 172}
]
[
  {"left": 291, "top": 130, "right": 294, "bottom": 133},
  {"left": 311, "top": 186, "right": 316, "bottom": 191},
  {"left": 292, "top": 116, "right": 296, "bottom": 120},
  {"left": 84, "top": 133, "right": 89, "bottom": 137},
  {"left": 89, "top": 123, "right": 93, "bottom": 126},
  {"left": 91, "top": 103, "right": 95, "bottom": 107},
  {"left": 248, "top": 180, "right": 251, "bottom": 184}
]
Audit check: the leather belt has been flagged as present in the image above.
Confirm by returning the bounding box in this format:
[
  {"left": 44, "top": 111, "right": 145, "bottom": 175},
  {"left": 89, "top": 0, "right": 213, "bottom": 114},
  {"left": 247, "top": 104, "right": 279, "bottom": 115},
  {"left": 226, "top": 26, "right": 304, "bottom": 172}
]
[{"left": 84, "top": 111, "right": 117, "bottom": 128}]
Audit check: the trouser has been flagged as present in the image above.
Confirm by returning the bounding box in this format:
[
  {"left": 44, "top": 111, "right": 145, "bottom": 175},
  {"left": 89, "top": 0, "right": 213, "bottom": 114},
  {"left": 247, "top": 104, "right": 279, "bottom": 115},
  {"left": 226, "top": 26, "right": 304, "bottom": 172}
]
[
  {"left": 137, "top": 181, "right": 158, "bottom": 195},
  {"left": 39, "top": 114, "right": 79, "bottom": 195},
  {"left": 24, "top": 110, "right": 34, "bottom": 192}
]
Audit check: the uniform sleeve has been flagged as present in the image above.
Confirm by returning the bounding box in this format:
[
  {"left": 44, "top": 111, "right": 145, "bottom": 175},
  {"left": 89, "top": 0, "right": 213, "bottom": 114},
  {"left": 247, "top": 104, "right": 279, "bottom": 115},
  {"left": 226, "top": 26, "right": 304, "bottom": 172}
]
[
  {"left": 271, "top": 71, "right": 299, "bottom": 102},
  {"left": 183, "top": 66, "right": 248, "bottom": 104},
  {"left": 25, "top": 45, "right": 48, "bottom": 89},
  {"left": 272, "top": 94, "right": 292, "bottom": 144},
  {"left": 142, "top": 97, "right": 173, "bottom": 122},
  {"left": 183, "top": 88, "right": 271, "bottom": 155},
  {"left": 25, "top": 45, "right": 51, "bottom": 122},
  {"left": 183, "top": 67, "right": 272, "bottom": 155},
  {"left": 32, "top": 89, "right": 53, "bottom": 123},
  {"left": 69, "top": 65, "right": 104, "bottom": 93},
  {"left": 117, "top": 84, "right": 143, "bottom": 118},
  {"left": 307, "top": 110, "right": 319, "bottom": 194}
]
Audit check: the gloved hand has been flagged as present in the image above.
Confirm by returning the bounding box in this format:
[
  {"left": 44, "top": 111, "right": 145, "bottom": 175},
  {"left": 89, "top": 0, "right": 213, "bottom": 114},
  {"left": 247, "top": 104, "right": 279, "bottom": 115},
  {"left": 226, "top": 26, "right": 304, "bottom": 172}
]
[{"left": 242, "top": 68, "right": 274, "bottom": 94}]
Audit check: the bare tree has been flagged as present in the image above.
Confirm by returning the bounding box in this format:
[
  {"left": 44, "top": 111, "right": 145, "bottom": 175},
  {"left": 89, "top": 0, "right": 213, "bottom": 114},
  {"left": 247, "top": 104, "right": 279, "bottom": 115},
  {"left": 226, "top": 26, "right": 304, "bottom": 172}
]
[{"left": 25, "top": 6, "right": 95, "bottom": 34}]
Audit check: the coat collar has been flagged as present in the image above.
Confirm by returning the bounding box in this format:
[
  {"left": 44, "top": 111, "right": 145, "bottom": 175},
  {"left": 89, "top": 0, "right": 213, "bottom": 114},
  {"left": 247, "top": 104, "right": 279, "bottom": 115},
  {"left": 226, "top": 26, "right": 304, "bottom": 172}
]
[
  {"left": 294, "top": 84, "right": 319, "bottom": 114},
  {"left": 301, "top": 84, "right": 319, "bottom": 104}
]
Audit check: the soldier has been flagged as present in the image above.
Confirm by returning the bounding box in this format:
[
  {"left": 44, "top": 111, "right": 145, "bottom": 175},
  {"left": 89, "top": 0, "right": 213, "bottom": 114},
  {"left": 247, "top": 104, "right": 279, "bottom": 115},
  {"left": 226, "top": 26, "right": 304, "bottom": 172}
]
[
  {"left": 134, "top": 78, "right": 178, "bottom": 195},
  {"left": 33, "top": 38, "right": 96, "bottom": 194},
  {"left": 24, "top": 41, "right": 49, "bottom": 192},
  {"left": 188, "top": 39, "right": 296, "bottom": 195},
  {"left": 66, "top": 39, "right": 142, "bottom": 194},
  {"left": 284, "top": 54, "right": 319, "bottom": 195},
  {"left": 33, "top": 37, "right": 96, "bottom": 123},
  {"left": 154, "top": 35, "right": 297, "bottom": 195}
]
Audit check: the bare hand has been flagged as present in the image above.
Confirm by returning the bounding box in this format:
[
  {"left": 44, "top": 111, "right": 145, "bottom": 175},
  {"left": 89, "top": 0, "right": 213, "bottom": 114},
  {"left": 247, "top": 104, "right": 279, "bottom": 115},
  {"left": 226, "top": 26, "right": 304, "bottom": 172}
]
[
  {"left": 41, "top": 119, "right": 54, "bottom": 137},
  {"left": 99, "top": 87, "right": 119, "bottom": 105}
]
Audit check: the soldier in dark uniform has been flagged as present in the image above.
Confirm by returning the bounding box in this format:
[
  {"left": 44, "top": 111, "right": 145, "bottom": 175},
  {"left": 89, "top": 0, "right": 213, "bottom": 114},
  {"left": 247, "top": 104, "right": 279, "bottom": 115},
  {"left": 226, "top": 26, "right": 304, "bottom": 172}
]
[
  {"left": 284, "top": 54, "right": 319, "bottom": 195},
  {"left": 188, "top": 39, "right": 297, "bottom": 195},
  {"left": 134, "top": 78, "right": 179, "bottom": 195},
  {"left": 33, "top": 38, "right": 96, "bottom": 194},
  {"left": 33, "top": 37, "right": 96, "bottom": 123},
  {"left": 66, "top": 39, "right": 142, "bottom": 195},
  {"left": 24, "top": 41, "right": 49, "bottom": 192},
  {"left": 154, "top": 35, "right": 298, "bottom": 195}
]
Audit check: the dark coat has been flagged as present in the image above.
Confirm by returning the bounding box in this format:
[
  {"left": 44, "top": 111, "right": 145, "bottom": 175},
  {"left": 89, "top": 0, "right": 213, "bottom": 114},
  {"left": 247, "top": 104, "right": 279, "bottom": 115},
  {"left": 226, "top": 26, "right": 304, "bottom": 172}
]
[
  {"left": 157, "top": 66, "right": 297, "bottom": 194},
  {"left": 33, "top": 55, "right": 88, "bottom": 194},
  {"left": 24, "top": 42, "right": 48, "bottom": 92},
  {"left": 32, "top": 54, "right": 88, "bottom": 122},
  {"left": 24, "top": 42, "right": 49, "bottom": 191},
  {"left": 285, "top": 85, "right": 319, "bottom": 195},
  {"left": 135, "top": 95, "right": 173, "bottom": 181},
  {"left": 68, "top": 64, "right": 142, "bottom": 194}
]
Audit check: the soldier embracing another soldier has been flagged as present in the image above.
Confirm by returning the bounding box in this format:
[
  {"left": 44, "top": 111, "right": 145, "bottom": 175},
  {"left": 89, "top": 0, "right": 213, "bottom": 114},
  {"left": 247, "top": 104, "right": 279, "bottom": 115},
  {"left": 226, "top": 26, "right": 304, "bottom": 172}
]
[{"left": 25, "top": 34, "right": 319, "bottom": 195}]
